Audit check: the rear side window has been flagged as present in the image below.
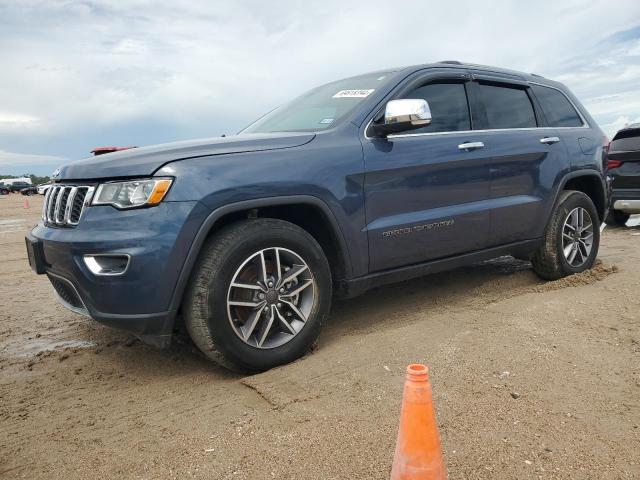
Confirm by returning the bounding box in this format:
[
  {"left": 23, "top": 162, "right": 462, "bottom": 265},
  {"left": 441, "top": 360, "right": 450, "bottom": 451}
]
[
  {"left": 531, "top": 84, "right": 584, "bottom": 127},
  {"left": 477, "top": 83, "right": 537, "bottom": 129},
  {"left": 401, "top": 82, "right": 471, "bottom": 134}
]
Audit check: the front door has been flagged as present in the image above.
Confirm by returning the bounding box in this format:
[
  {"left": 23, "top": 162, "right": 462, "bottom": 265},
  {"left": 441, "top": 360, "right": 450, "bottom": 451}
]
[{"left": 362, "top": 76, "right": 493, "bottom": 272}]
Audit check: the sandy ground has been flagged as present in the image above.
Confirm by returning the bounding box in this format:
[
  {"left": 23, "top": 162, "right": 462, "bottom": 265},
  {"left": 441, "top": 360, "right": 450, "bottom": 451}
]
[{"left": 0, "top": 193, "right": 639, "bottom": 480}]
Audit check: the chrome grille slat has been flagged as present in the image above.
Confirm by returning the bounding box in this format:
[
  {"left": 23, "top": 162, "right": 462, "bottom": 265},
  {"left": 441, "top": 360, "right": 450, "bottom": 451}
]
[
  {"left": 68, "top": 187, "right": 93, "bottom": 226},
  {"left": 54, "top": 187, "right": 68, "bottom": 224},
  {"left": 42, "top": 185, "right": 93, "bottom": 228},
  {"left": 47, "top": 187, "right": 60, "bottom": 224},
  {"left": 63, "top": 187, "right": 78, "bottom": 224},
  {"left": 42, "top": 187, "right": 53, "bottom": 221}
]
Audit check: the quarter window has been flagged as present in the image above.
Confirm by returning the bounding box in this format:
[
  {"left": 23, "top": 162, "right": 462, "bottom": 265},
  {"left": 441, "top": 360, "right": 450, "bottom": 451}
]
[
  {"left": 531, "top": 84, "right": 583, "bottom": 127},
  {"left": 400, "top": 82, "right": 471, "bottom": 134},
  {"left": 477, "top": 83, "right": 537, "bottom": 129}
]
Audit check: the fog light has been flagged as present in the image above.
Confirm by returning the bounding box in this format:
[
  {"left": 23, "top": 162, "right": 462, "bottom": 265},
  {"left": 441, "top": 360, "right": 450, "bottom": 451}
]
[{"left": 83, "top": 254, "right": 130, "bottom": 275}]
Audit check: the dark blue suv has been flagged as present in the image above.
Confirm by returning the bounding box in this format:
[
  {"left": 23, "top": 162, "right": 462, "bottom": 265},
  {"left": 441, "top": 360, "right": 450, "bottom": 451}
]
[{"left": 26, "top": 62, "right": 608, "bottom": 371}]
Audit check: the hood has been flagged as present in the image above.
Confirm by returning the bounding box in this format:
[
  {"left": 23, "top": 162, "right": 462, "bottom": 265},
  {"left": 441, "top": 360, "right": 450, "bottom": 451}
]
[{"left": 56, "top": 132, "right": 315, "bottom": 180}]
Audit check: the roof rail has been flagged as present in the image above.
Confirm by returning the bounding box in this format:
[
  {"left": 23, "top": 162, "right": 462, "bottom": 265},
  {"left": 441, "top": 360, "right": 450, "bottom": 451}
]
[
  {"left": 530, "top": 73, "right": 544, "bottom": 78},
  {"left": 439, "top": 60, "right": 462, "bottom": 65}
]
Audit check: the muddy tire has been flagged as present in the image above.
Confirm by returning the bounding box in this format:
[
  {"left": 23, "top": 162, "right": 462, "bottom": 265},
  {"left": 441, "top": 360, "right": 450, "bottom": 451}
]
[
  {"left": 605, "top": 210, "right": 629, "bottom": 227},
  {"left": 532, "top": 190, "right": 600, "bottom": 280},
  {"left": 183, "top": 219, "right": 332, "bottom": 372}
]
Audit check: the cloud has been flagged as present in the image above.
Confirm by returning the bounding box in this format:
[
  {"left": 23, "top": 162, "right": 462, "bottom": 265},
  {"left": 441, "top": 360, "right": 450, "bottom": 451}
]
[
  {"left": 548, "top": 23, "right": 640, "bottom": 137},
  {"left": 0, "top": 112, "right": 39, "bottom": 127},
  {"left": 0, "top": 0, "right": 639, "bottom": 163},
  {"left": 0, "top": 150, "right": 63, "bottom": 165},
  {"left": 0, "top": 150, "right": 65, "bottom": 176},
  {"left": 601, "top": 116, "right": 640, "bottom": 138}
]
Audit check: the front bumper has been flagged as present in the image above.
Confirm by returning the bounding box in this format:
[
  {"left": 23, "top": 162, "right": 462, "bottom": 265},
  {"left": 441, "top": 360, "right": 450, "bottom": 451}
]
[{"left": 28, "top": 200, "right": 210, "bottom": 346}]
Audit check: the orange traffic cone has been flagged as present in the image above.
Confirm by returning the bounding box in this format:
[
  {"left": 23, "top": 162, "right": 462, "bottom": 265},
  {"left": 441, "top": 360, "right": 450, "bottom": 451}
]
[
  {"left": 390, "top": 364, "right": 447, "bottom": 480},
  {"left": 23, "top": 198, "right": 29, "bottom": 209}
]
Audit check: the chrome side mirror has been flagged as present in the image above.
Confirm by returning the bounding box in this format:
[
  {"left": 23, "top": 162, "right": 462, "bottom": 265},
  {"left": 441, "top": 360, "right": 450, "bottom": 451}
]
[
  {"left": 385, "top": 99, "right": 432, "bottom": 127},
  {"left": 370, "top": 99, "right": 432, "bottom": 137}
]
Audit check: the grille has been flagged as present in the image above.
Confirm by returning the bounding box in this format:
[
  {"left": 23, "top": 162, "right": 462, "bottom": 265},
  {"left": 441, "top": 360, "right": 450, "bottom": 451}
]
[
  {"left": 47, "top": 274, "right": 86, "bottom": 311},
  {"left": 42, "top": 185, "right": 94, "bottom": 227}
]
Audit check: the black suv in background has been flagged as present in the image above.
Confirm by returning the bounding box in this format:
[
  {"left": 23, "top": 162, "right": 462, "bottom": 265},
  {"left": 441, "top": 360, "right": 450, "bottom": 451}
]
[
  {"left": 9, "top": 181, "right": 31, "bottom": 193},
  {"left": 606, "top": 123, "right": 640, "bottom": 226}
]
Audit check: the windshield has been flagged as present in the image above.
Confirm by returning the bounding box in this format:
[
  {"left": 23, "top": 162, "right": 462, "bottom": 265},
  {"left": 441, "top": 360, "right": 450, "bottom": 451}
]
[{"left": 241, "top": 71, "right": 394, "bottom": 134}]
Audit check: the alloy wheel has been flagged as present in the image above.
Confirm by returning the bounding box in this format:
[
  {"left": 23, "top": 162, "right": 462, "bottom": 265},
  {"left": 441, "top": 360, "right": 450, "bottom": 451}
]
[
  {"left": 561, "top": 207, "right": 594, "bottom": 267},
  {"left": 226, "top": 247, "right": 315, "bottom": 349}
]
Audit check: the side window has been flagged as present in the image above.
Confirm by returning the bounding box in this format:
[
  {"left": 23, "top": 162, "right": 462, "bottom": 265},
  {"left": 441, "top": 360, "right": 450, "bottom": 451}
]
[
  {"left": 477, "top": 83, "right": 537, "bottom": 129},
  {"left": 531, "top": 84, "right": 584, "bottom": 127},
  {"left": 400, "top": 82, "right": 471, "bottom": 134}
]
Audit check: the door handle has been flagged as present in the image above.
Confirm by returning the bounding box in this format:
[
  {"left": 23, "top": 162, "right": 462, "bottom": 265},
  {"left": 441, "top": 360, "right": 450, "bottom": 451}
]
[
  {"left": 540, "top": 136, "right": 560, "bottom": 145},
  {"left": 458, "top": 141, "right": 484, "bottom": 151}
]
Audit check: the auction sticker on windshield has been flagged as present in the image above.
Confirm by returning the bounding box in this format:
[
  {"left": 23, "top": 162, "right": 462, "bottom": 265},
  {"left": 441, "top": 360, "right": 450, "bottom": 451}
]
[{"left": 333, "top": 89, "right": 374, "bottom": 98}]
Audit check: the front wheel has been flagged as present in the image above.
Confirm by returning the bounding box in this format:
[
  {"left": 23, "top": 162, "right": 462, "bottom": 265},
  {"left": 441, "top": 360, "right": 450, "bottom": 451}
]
[
  {"left": 532, "top": 190, "right": 600, "bottom": 280},
  {"left": 184, "top": 219, "right": 332, "bottom": 372}
]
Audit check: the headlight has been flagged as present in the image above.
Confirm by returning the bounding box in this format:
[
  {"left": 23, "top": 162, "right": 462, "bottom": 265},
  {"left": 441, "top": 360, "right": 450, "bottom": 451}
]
[{"left": 92, "top": 178, "right": 173, "bottom": 209}]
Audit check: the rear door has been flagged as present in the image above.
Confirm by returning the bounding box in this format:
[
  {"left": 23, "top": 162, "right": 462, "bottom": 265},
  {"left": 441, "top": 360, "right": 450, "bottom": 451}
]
[
  {"left": 363, "top": 70, "right": 494, "bottom": 272},
  {"left": 529, "top": 83, "right": 596, "bottom": 171},
  {"left": 468, "top": 74, "right": 568, "bottom": 245}
]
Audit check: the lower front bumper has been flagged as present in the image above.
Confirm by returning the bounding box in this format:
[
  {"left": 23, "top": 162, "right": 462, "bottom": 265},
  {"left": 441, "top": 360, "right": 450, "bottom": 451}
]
[
  {"left": 27, "top": 200, "right": 211, "bottom": 348},
  {"left": 45, "top": 267, "right": 174, "bottom": 348}
]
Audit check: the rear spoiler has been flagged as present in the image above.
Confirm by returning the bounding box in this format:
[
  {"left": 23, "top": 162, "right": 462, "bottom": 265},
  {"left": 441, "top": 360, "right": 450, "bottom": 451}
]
[{"left": 91, "top": 146, "right": 137, "bottom": 156}]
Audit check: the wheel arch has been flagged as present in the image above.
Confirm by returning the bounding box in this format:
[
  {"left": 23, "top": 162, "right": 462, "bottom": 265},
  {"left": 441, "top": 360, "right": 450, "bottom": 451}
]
[
  {"left": 168, "top": 195, "right": 352, "bottom": 319},
  {"left": 557, "top": 170, "right": 607, "bottom": 222}
]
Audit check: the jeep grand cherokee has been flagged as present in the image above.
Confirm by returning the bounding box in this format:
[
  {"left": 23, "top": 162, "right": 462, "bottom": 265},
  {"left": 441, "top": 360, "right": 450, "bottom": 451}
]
[{"left": 26, "top": 61, "right": 609, "bottom": 371}]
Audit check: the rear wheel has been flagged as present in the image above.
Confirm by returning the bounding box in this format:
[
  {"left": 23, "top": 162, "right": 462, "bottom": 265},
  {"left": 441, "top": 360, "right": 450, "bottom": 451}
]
[
  {"left": 184, "top": 219, "right": 332, "bottom": 372},
  {"left": 532, "top": 190, "right": 600, "bottom": 280},
  {"left": 605, "top": 210, "right": 630, "bottom": 227}
]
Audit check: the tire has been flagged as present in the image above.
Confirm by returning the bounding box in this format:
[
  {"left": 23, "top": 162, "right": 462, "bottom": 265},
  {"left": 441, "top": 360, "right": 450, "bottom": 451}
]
[
  {"left": 532, "top": 190, "right": 600, "bottom": 280},
  {"left": 184, "top": 219, "right": 332, "bottom": 372},
  {"left": 605, "top": 209, "right": 630, "bottom": 227}
]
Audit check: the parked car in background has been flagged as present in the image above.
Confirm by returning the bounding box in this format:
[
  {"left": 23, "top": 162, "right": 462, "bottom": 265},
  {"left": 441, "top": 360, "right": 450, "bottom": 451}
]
[
  {"left": 0, "top": 183, "right": 9, "bottom": 195},
  {"left": 9, "top": 181, "right": 31, "bottom": 193},
  {"left": 21, "top": 186, "right": 38, "bottom": 196},
  {"left": 37, "top": 183, "right": 51, "bottom": 195},
  {"left": 26, "top": 61, "right": 608, "bottom": 372},
  {"left": 0, "top": 177, "right": 33, "bottom": 190},
  {"left": 606, "top": 123, "right": 640, "bottom": 226}
]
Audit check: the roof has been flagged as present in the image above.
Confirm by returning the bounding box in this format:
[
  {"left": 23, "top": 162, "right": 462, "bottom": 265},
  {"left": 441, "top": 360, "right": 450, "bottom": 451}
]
[{"left": 399, "top": 61, "right": 549, "bottom": 83}]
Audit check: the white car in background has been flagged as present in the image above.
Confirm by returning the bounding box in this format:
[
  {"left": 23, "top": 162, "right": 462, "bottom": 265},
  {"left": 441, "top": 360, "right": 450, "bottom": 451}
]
[{"left": 37, "top": 183, "right": 51, "bottom": 195}]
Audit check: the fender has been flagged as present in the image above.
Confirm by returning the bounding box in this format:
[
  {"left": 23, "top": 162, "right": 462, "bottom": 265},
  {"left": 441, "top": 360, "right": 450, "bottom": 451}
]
[{"left": 166, "top": 195, "right": 352, "bottom": 319}]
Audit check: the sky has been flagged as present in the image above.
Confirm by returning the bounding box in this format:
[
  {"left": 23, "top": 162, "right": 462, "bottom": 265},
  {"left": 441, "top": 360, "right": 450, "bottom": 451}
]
[{"left": 1, "top": 0, "right": 639, "bottom": 176}]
